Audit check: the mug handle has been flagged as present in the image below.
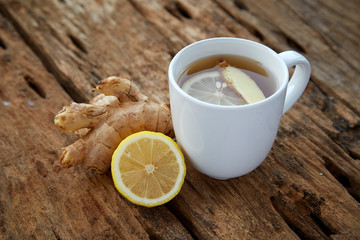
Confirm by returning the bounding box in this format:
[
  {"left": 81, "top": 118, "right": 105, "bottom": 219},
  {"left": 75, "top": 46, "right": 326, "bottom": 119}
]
[{"left": 278, "top": 51, "right": 311, "bottom": 114}]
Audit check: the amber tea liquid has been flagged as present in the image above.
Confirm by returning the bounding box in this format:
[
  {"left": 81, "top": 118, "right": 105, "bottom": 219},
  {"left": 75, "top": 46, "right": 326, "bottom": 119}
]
[{"left": 178, "top": 55, "right": 277, "bottom": 105}]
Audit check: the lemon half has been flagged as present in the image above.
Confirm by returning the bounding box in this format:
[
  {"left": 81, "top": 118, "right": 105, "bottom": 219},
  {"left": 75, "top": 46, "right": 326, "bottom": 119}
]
[{"left": 111, "top": 131, "right": 186, "bottom": 207}]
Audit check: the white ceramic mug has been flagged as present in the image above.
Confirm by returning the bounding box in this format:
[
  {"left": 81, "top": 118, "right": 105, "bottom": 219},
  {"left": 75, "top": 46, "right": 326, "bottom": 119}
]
[{"left": 168, "top": 38, "right": 311, "bottom": 180}]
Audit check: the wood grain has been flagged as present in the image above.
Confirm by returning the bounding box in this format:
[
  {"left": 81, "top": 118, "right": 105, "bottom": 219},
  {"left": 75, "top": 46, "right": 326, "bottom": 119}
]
[{"left": 0, "top": 0, "right": 359, "bottom": 239}]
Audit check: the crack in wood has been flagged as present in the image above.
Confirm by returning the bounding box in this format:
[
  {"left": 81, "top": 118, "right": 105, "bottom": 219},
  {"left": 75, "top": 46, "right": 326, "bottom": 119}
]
[
  {"left": 164, "top": 4, "right": 183, "bottom": 21},
  {"left": 24, "top": 75, "right": 47, "bottom": 99},
  {"left": 310, "top": 213, "right": 336, "bottom": 237},
  {"left": 165, "top": 1, "right": 194, "bottom": 21},
  {"left": 285, "top": 35, "right": 306, "bottom": 53},
  {"left": 175, "top": 1, "right": 192, "bottom": 19},
  {"left": 310, "top": 77, "right": 360, "bottom": 124},
  {"left": 270, "top": 195, "right": 310, "bottom": 239},
  {"left": 51, "top": 226, "right": 62, "bottom": 240},
  {"left": 234, "top": 0, "right": 249, "bottom": 11},
  {"left": 68, "top": 33, "right": 87, "bottom": 54},
  {"left": 0, "top": 36, "right": 6, "bottom": 49},
  {"left": 165, "top": 201, "right": 199, "bottom": 240},
  {"left": 332, "top": 125, "right": 360, "bottom": 161},
  {"left": 322, "top": 155, "right": 360, "bottom": 203},
  {"left": 270, "top": 191, "right": 334, "bottom": 239}
]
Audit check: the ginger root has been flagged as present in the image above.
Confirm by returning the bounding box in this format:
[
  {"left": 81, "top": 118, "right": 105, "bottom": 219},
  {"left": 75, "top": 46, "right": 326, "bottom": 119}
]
[{"left": 54, "top": 76, "right": 174, "bottom": 173}]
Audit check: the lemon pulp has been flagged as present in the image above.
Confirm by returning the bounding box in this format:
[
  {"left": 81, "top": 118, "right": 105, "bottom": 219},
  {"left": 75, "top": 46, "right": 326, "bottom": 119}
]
[
  {"left": 181, "top": 71, "right": 246, "bottom": 106},
  {"left": 111, "top": 131, "right": 186, "bottom": 207}
]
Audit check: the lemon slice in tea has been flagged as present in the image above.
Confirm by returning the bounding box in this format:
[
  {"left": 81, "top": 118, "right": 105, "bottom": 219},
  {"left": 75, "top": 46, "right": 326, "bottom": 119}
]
[
  {"left": 111, "top": 131, "right": 186, "bottom": 207},
  {"left": 181, "top": 71, "right": 246, "bottom": 106}
]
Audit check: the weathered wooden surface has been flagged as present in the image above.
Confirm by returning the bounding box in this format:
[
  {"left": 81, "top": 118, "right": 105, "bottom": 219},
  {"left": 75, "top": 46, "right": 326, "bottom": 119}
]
[{"left": 0, "top": 0, "right": 359, "bottom": 239}]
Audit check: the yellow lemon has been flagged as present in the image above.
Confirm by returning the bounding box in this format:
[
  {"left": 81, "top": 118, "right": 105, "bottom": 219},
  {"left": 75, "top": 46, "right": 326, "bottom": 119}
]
[{"left": 111, "top": 131, "right": 186, "bottom": 207}]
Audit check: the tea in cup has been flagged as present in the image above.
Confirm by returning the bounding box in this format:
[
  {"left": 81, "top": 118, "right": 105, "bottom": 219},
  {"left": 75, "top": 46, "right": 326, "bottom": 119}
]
[{"left": 168, "top": 38, "right": 311, "bottom": 180}]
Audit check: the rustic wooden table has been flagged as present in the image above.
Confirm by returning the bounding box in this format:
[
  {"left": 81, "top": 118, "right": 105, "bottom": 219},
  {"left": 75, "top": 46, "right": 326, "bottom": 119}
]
[{"left": 0, "top": 0, "right": 359, "bottom": 239}]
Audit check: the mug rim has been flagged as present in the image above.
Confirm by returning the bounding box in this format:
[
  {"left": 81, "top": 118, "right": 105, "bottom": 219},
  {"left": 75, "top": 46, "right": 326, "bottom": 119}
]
[{"left": 168, "top": 37, "right": 289, "bottom": 110}]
